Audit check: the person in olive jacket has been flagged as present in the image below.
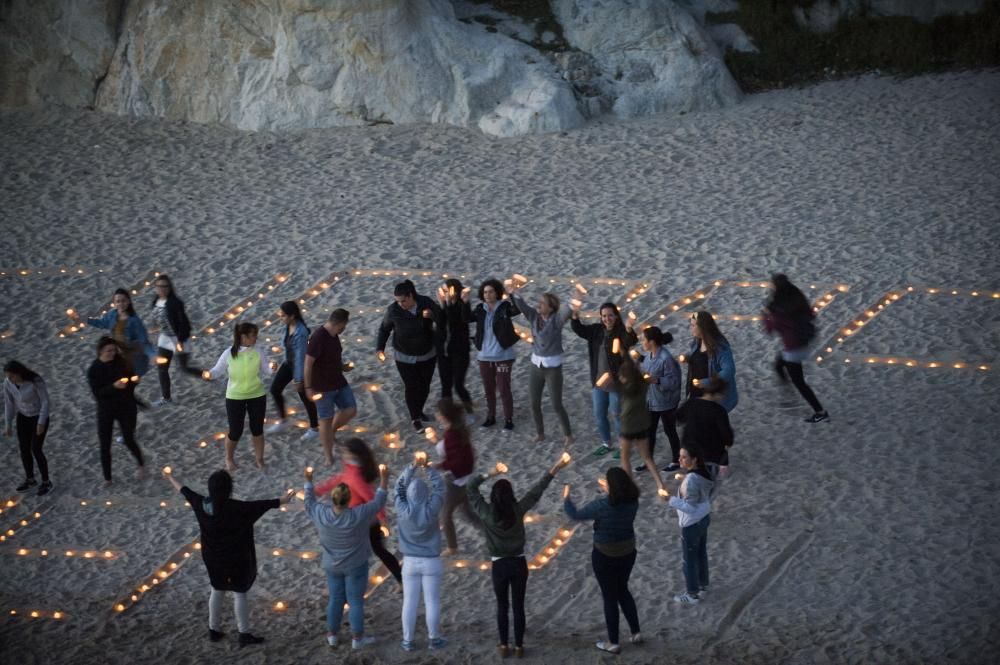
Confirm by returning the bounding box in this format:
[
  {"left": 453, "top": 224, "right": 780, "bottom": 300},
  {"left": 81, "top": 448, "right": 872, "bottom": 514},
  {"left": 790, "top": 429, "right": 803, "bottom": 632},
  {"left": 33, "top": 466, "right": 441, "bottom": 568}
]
[{"left": 470, "top": 278, "right": 521, "bottom": 430}]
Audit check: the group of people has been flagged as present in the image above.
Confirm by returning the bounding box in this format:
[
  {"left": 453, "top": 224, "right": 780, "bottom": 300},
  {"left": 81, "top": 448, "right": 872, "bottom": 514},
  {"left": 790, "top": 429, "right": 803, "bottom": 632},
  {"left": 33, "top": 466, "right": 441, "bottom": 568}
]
[{"left": 3, "top": 271, "right": 830, "bottom": 655}]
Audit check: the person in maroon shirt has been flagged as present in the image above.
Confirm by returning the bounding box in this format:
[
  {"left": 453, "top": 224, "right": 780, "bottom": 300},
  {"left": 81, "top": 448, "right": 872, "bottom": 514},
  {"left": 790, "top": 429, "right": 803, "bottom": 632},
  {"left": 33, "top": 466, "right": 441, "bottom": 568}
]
[
  {"left": 431, "top": 398, "right": 478, "bottom": 555},
  {"left": 304, "top": 309, "right": 357, "bottom": 466}
]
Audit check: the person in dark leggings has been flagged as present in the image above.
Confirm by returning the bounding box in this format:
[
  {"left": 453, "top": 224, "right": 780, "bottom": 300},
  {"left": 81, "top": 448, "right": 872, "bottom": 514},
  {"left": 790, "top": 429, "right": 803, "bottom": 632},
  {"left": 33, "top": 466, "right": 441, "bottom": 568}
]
[
  {"left": 149, "top": 274, "right": 202, "bottom": 406},
  {"left": 87, "top": 338, "right": 145, "bottom": 485},
  {"left": 376, "top": 280, "right": 444, "bottom": 432},
  {"left": 763, "top": 273, "right": 828, "bottom": 423},
  {"left": 266, "top": 301, "right": 319, "bottom": 440},
  {"left": 565, "top": 466, "right": 642, "bottom": 655},
  {"left": 3, "top": 361, "right": 52, "bottom": 495},
  {"left": 315, "top": 437, "right": 403, "bottom": 585},
  {"left": 437, "top": 278, "right": 474, "bottom": 412},
  {"left": 637, "top": 326, "right": 682, "bottom": 472},
  {"left": 467, "top": 453, "right": 569, "bottom": 658}
]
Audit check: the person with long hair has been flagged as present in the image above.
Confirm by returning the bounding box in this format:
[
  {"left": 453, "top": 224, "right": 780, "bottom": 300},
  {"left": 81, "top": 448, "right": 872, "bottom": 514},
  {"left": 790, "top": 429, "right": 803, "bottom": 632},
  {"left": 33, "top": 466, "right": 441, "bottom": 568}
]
[
  {"left": 763, "top": 273, "right": 828, "bottom": 422},
  {"left": 669, "top": 444, "right": 716, "bottom": 605},
  {"left": 315, "top": 438, "right": 402, "bottom": 586},
  {"left": 571, "top": 301, "right": 638, "bottom": 457},
  {"left": 437, "top": 277, "right": 474, "bottom": 413},
  {"left": 676, "top": 376, "right": 734, "bottom": 477},
  {"left": 615, "top": 356, "right": 666, "bottom": 495},
  {"left": 394, "top": 452, "right": 447, "bottom": 651},
  {"left": 637, "top": 326, "right": 682, "bottom": 473},
  {"left": 149, "top": 274, "right": 202, "bottom": 406},
  {"left": 471, "top": 278, "right": 521, "bottom": 430},
  {"left": 685, "top": 311, "right": 738, "bottom": 413},
  {"left": 303, "top": 309, "right": 356, "bottom": 466},
  {"left": 87, "top": 337, "right": 145, "bottom": 485},
  {"left": 85, "top": 288, "right": 152, "bottom": 377},
  {"left": 266, "top": 300, "right": 319, "bottom": 440},
  {"left": 305, "top": 461, "right": 390, "bottom": 650},
  {"left": 508, "top": 282, "right": 573, "bottom": 445},
  {"left": 564, "top": 467, "right": 642, "bottom": 654},
  {"left": 203, "top": 322, "right": 271, "bottom": 471},
  {"left": 431, "top": 398, "right": 477, "bottom": 556},
  {"left": 467, "top": 453, "right": 570, "bottom": 658},
  {"left": 3, "top": 360, "right": 52, "bottom": 495},
  {"left": 163, "top": 467, "right": 293, "bottom": 646},
  {"left": 376, "top": 280, "right": 445, "bottom": 432}
]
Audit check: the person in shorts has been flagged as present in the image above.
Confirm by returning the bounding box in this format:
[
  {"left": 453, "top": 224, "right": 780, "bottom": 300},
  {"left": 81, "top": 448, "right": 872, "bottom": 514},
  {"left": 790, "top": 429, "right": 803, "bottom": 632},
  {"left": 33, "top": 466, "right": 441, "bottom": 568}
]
[{"left": 304, "top": 309, "right": 356, "bottom": 466}]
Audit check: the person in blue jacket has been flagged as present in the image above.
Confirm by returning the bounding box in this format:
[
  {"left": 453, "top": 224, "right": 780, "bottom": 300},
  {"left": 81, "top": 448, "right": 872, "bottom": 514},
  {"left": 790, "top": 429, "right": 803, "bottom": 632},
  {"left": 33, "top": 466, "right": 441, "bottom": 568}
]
[
  {"left": 87, "top": 288, "right": 151, "bottom": 377},
  {"left": 684, "top": 311, "right": 738, "bottom": 413},
  {"left": 266, "top": 301, "right": 319, "bottom": 440}
]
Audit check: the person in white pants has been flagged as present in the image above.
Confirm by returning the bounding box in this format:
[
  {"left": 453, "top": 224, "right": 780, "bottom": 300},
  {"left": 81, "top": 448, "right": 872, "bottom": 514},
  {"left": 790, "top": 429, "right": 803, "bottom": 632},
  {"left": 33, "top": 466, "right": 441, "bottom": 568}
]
[{"left": 393, "top": 455, "right": 447, "bottom": 651}]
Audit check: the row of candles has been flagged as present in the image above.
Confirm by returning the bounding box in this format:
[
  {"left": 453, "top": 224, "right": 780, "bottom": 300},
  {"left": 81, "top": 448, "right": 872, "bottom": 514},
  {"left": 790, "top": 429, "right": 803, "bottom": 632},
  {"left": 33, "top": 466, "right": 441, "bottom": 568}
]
[{"left": 57, "top": 270, "right": 161, "bottom": 338}]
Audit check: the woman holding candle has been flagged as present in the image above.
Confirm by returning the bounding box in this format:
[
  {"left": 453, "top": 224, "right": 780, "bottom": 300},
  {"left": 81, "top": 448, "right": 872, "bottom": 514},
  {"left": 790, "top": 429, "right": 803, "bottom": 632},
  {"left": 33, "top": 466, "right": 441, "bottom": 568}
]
[
  {"left": 204, "top": 322, "right": 272, "bottom": 471},
  {"left": 163, "top": 467, "right": 292, "bottom": 646},
  {"left": 376, "top": 280, "right": 445, "bottom": 432},
  {"left": 637, "top": 326, "right": 682, "bottom": 473},
  {"left": 149, "top": 274, "right": 202, "bottom": 407},
  {"left": 437, "top": 278, "right": 474, "bottom": 413},
  {"left": 314, "top": 438, "right": 402, "bottom": 586},
  {"left": 762, "top": 274, "right": 828, "bottom": 422},
  {"left": 87, "top": 337, "right": 145, "bottom": 485},
  {"left": 615, "top": 357, "right": 667, "bottom": 495},
  {"left": 669, "top": 444, "right": 716, "bottom": 604},
  {"left": 564, "top": 467, "right": 642, "bottom": 654},
  {"left": 467, "top": 452, "right": 570, "bottom": 658},
  {"left": 394, "top": 453, "right": 447, "bottom": 651},
  {"left": 676, "top": 376, "right": 734, "bottom": 475},
  {"left": 86, "top": 288, "right": 152, "bottom": 377},
  {"left": 3, "top": 360, "right": 52, "bottom": 495},
  {"left": 266, "top": 301, "right": 319, "bottom": 441},
  {"left": 305, "top": 461, "right": 389, "bottom": 649},
  {"left": 508, "top": 282, "right": 573, "bottom": 445},
  {"left": 432, "top": 398, "right": 478, "bottom": 555},
  {"left": 571, "top": 302, "right": 638, "bottom": 457},
  {"left": 684, "top": 311, "right": 738, "bottom": 413},
  {"left": 471, "top": 278, "right": 521, "bottom": 430}
]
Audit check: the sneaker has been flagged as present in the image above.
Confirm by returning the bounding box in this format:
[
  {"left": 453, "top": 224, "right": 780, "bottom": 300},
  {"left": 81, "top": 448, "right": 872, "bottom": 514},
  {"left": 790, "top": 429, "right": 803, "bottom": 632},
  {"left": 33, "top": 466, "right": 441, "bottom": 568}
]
[
  {"left": 37, "top": 481, "right": 53, "bottom": 496},
  {"left": 662, "top": 462, "right": 681, "bottom": 472},
  {"left": 513, "top": 645, "right": 525, "bottom": 658},
  {"left": 611, "top": 448, "right": 621, "bottom": 460},
  {"left": 481, "top": 416, "right": 496, "bottom": 428},
  {"left": 673, "top": 592, "right": 700, "bottom": 605},
  {"left": 503, "top": 419, "right": 514, "bottom": 431},
  {"left": 400, "top": 639, "right": 415, "bottom": 651},
  {"left": 591, "top": 444, "right": 611, "bottom": 458},
  {"left": 462, "top": 400, "right": 475, "bottom": 414},
  {"left": 595, "top": 641, "right": 621, "bottom": 654},
  {"left": 152, "top": 398, "right": 173, "bottom": 408},
  {"left": 352, "top": 635, "right": 376, "bottom": 650},
  {"left": 238, "top": 632, "right": 265, "bottom": 646},
  {"left": 266, "top": 420, "right": 290, "bottom": 434},
  {"left": 634, "top": 463, "right": 647, "bottom": 473},
  {"left": 428, "top": 637, "right": 448, "bottom": 650},
  {"left": 804, "top": 411, "right": 829, "bottom": 423},
  {"left": 630, "top": 632, "right": 643, "bottom": 644},
  {"left": 497, "top": 644, "right": 510, "bottom": 658},
  {"left": 16, "top": 478, "right": 37, "bottom": 492},
  {"left": 300, "top": 428, "right": 319, "bottom": 441},
  {"left": 699, "top": 586, "right": 709, "bottom": 596},
  {"left": 326, "top": 634, "right": 339, "bottom": 647},
  {"left": 208, "top": 628, "right": 225, "bottom": 642},
  {"left": 412, "top": 419, "right": 423, "bottom": 432}
]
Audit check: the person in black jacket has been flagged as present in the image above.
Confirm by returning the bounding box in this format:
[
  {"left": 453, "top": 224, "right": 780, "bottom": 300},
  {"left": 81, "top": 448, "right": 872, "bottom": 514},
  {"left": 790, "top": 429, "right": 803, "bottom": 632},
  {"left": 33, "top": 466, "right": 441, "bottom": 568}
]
[
  {"left": 437, "top": 277, "right": 474, "bottom": 413},
  {"left": 676, "top": 375, "right": 734, "bottom": 473},
  {"left": 376, "top": 280, "right": 445, "bottom": 431},
  {"left": 471, "top": 278, "right": 520, "bottom": 430},
  {"left": 571, "top": 302, "right": 638, "bottom": 458},
  {"left": 149, "top": 274, "right": 203, "bottom": 406},
  {"left": 164, "top": 467, "right": 293, "bottom": 646},
  {"left": 87, "top": 337, "right": 146, "bottom": 485}
]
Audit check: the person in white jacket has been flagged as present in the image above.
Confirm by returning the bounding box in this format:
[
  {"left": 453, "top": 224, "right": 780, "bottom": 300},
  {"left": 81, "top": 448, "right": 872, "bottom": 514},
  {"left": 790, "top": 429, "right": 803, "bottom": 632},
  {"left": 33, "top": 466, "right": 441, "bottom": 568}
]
[{"left": 668, "top": 445, "right": 715, "bottom": 605}]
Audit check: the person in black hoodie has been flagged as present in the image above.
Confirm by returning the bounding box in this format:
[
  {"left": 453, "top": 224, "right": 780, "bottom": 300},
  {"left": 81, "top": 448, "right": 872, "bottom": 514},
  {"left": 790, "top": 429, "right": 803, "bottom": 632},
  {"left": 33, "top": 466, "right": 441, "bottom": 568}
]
[
  {"left": 437, "top": 277, "right": 474, "bottom": 413},
  {"left": 571, "top": 302, "right": 638, "bottom": 457},
  {"left": 471, "top": 278, "right": 521, "bottom": 430},
  {"left": 676, "top": 375, "right": 734, "bottom": 474},
  {"left": 87, "top": 337, "right": 146, "bottom": 485},
  {"left": 164, "top": 467, "right": 293, "bottom": 646},
  {"left": 376, "top": 280, "right": 445, "bottom": 431},
  {"left": 149, "top": 274, "right": 203, "bottom": 406}
]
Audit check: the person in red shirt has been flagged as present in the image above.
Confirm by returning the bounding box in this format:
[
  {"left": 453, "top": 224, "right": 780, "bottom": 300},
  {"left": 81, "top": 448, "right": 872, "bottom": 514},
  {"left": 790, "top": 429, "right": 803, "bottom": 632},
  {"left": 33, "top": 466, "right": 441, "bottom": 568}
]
[{"left": 304, "top": 309, "right": 357, "bottom": 466}]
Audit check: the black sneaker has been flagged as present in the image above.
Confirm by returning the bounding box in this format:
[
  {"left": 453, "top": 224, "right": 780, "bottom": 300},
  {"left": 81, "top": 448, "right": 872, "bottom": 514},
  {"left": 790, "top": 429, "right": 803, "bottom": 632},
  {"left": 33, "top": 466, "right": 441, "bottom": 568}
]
[
  {"left": 804, "top": 411, "right": 829, "bottom": 423},
  {"left": 238, "top": 632, "right": 265, "bottom": 646},
  {"left": 412, "top": 419, "right": 423, "bottom": 432},
  {"left": 481, "top": 416, "right": 496, "bottom": 428},
  {"left": 503, "top": 419, "right": 514, "bottom": 431},
  {"left": 16, "top": 478, "right": 37, "bottom": 492},
  {"left": 420, "top": 412, "right": 434, "bottom": 423},
  {"left": 462, "top": 400, "right": 475, "bottom": 414},
  {"left": 662, "top": 462, "right": 681, "bottom": 472},
  {"left": 208, "top": 629, "right": 225, "bottom": 642},
  {"left": 634, "top": 464, "right": 647, "bottom": 473},
  {"left": 37, "top": 481, "right": 53, "bottom": 496}
]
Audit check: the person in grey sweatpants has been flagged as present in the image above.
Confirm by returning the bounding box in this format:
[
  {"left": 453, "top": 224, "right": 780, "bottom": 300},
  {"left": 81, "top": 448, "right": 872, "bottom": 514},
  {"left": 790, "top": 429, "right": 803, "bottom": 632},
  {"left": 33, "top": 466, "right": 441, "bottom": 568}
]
[{"left": 509, "top": 285, "right": 573, "bottom": 446}]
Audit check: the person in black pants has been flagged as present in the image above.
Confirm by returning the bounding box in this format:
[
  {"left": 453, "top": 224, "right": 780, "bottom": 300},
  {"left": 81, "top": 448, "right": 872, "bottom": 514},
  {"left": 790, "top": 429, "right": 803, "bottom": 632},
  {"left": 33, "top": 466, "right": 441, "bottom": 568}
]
[
  {"left": 87, "top": 337, "right": 145, "bottom": 485},
  {"left": 266, "top": 301, "right": 319, "bottom": 439},
  {"left": 149, "top": 274, "right": 202, "bottom": 406},
  {"left": 376, "top": 280, "right": 445, "bottom": 431},
  {"left": 437, "top": 277, "right": 474, "bottom": 413},
  {"left": 3, "top": 361, "right": 53, "bottom": 495}
]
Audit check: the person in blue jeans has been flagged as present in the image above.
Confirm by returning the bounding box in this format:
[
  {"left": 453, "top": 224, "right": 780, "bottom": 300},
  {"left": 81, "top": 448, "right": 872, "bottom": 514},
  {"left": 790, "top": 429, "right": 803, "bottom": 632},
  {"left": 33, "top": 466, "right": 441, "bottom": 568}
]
[
  {"left": 304, "top": 463, "right": 389, "bottom": 650},
  {"left": 85, "top": 288, "right": 152, "bottom": 377},
  {"left": 564, "top": 466, "right": 642, "bottom": 655},
  {"left": 668, "top": 445, "right": 716, "bottom": 605}
]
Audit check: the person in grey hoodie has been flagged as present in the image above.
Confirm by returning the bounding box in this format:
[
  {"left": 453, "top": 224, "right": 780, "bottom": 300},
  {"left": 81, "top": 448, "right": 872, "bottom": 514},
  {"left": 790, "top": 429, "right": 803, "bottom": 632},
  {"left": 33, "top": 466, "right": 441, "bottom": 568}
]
[
  {"left": 394, "top": 455, "right": 447, "bottom": 651},
  {"left": 668, "top": 445, "right": 716, "bottom": 605},
  {"left": 509, "top": 283, "right": 573, "bottom": 446},
  {"left": 304, "top": 463, "right": 389, "bottom": 650}
]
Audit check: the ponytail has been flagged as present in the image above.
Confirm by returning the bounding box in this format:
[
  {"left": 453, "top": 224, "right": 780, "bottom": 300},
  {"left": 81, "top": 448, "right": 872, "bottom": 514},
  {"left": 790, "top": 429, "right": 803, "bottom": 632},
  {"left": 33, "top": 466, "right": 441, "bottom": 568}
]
[{"left": 231, "top": 322, "right": 259, "bottom": 359}]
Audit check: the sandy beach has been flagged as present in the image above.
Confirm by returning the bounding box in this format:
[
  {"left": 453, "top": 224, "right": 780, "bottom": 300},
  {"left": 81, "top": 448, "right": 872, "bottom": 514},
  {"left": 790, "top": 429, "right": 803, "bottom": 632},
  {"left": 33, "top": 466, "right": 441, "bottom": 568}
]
[{"left": 1, "top": 69, "right": 999, "bottom": 664}]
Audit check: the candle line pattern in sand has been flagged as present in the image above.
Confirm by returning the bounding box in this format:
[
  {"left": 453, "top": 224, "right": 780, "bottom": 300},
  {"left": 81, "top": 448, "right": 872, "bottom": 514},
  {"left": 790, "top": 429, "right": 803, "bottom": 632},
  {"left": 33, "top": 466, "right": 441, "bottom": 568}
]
[
  {"left": 0, "top": 495, "right": 22, "bottom": 516},
  {"left": 5, "top": 608, "right": 67, "bottom": 620},
  {"left": 1, "top": 266, "right": 109, "bottom": 278},
  {"left": 0, "top": 507, "right": 45, "bottom": 542},
  {"left": 195, "top": 272, "right": 291, "bottom": 337},
  {"left": 112, "top": 538, "right": 201, "bottom": 615},
  {"left": 5, "top": 547, "right": 121, "bottom": 560},
  {"left": 57, "top": 270, "right": 161, "bottom": 338}
]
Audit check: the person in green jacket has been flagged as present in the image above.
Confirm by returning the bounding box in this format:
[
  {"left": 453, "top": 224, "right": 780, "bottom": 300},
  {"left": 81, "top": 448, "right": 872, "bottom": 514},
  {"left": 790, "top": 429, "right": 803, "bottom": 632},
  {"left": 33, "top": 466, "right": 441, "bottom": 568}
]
[{"left": 467, "top": 453, "right": 571, "bottom": 658}]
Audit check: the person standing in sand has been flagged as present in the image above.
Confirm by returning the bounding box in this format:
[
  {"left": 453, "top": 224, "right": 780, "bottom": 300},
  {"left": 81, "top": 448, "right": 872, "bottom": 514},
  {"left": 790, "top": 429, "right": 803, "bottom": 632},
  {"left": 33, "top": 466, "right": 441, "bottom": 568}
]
[
  {"left": 669, "top": 444, "right": 716, "bottom": 605},
  {"left": 429, "top": 398, "right": 478, "bottom": 556},
  {"left": 564, "top": 466, "right": 643, "bottom": 655},
  {"left": 3, "top": 360, "right": 53, "bottom": 496},
  {"left": 676, "top": 376, "right": 734, "bottom": 477},
  {"left": 163, "top": 467, "right": 292, "bottom": 646},
  {"left": 636, "top": 326, "right": 682, "bottom": 473},
  {"left": 266, "top": 300, "right": 320, "bottom": 442},
  {"left": 376, "top": 280, "right": 445, "bottom": 432},
  {"left": 762, "top": 273, "right": 829, "bottom": 423},
  {"left": 437, "top": 277, "right": 475, "bottom": 413},
  {"left": 471, "top": 278, "right": 521, "bottom": 431},
  {"left": 616, "top": 356, "right": 667, "bottom": 495},
  {"left": 148, "top": 274, "right": 202, "bottom": 407},
  {"left": 683, "top": 311, "right": 738, "bottom": 413},
  {"left": 508, "top": 282, "right": 573, "bottom": 446},
  {"left": 84, "top": 288, "right": 152, "bottom": 378},
  {"left": 571, "top": 302, "right": 638, "bottom": 458},
  {"left": 304, "top": 308, "right": 356, "bottom": 466},
  {"left": 467, "top": 453, "right": 570, "bottom": 659},
  {"left": 202, "top": 322, "right": 272, "bottom": 471},
  {"left": 87, "top": 337, "right": 146, "bottom": 485}
]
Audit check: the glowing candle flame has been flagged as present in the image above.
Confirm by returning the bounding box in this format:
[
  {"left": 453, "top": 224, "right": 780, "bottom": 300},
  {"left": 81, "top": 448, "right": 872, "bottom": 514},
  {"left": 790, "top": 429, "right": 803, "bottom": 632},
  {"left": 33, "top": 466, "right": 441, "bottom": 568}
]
[{"left": 495, "top": 462, "right": 508, "bottom": 474}]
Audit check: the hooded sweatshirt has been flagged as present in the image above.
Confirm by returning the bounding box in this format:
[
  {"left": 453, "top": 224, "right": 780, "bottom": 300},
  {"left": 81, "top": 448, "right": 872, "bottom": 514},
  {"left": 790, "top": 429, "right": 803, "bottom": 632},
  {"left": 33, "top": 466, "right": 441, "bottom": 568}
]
[
  {"left": 668, "top": 469, "right": 715, "bottom": 528},
  {"left": 394, "top": 465, "right": 445, "bottom": 558},
  {"left": 304, "top": 481, "right": 386, "bottom": 574}
]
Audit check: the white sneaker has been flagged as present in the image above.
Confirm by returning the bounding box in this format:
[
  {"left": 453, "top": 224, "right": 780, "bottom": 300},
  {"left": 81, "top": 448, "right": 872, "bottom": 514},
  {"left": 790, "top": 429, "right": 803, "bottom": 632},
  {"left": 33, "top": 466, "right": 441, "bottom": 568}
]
[
  {"left": 630, "top": 632, "right": 643, "bottom": 644},
  {"left": 673, "top": 592, "right": 700, "bottom": 605},
  {"left": 352, "top": 635, "right": 376, "bottom": 650},
  {"left": 152, "top": 398, "right": 172, "bottom": 408},
  {"left": 266, "top": 421, "right": 290, "bottom": 434},
  {"left": 326, "top": 634, "right": 338, "bottom": 647},
  {"left": 595, "top": 641, "right": 621, "bottom": 654},
  {"left": 300, "top": 429, "right": 319, "bottom": 441}
]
